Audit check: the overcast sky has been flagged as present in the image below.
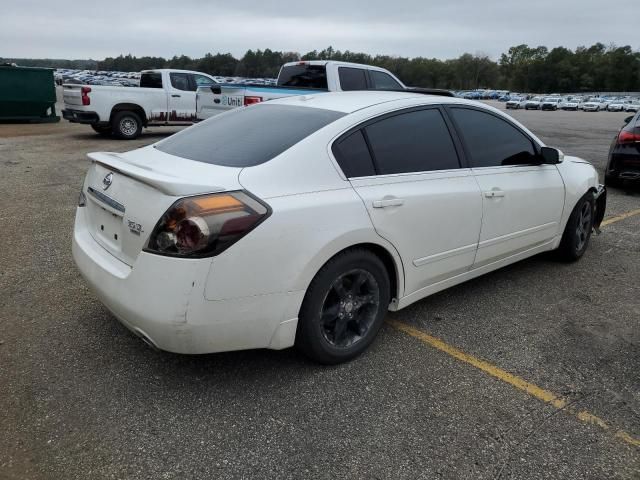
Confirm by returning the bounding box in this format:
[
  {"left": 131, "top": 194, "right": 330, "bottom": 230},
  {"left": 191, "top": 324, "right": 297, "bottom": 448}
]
[{"left": 2, "top": 0, "right": 637, "bottom": 60}]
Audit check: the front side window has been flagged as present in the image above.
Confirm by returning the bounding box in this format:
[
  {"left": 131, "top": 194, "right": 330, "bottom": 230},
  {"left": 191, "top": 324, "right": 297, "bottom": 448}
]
[
  {"left": 170, "top": 73, "right": 191, "bottom": 91},
  {"left": 449, "top": 107, "right": 537, "bottom": 167},
  {"left": 193, "top": 74, "right": 213, "bottom": 87},
  {"left": 339, "top": 67, "right": 368, "bottom": 91},
  {"left": 364, "top": 108, "right": 460, "bottom": 175},
  {"left": 369, "top": 70, "right": 402, "bottom": 90}
]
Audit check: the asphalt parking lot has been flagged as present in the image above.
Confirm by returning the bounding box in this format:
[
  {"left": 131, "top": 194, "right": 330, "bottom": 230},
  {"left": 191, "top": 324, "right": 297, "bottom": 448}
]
[{"left": 1, "top": 96, "right": 639, "bottom": 479}]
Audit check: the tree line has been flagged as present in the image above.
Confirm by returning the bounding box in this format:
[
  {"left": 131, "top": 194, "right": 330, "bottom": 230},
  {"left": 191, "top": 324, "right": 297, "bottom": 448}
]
[{"left": 5, "top": 43, "right": 639, "bottom": 92}]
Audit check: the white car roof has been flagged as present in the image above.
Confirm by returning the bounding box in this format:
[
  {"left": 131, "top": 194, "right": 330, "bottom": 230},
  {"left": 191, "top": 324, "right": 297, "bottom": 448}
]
[{"left": 267, "top": 90, "right": 475, "bottom": 114}]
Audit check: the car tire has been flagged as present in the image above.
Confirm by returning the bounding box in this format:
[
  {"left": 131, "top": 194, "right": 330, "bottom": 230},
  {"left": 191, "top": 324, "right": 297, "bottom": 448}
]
[
  {"left": 556, "top": 192, "right": 595, "bottom": 262},
  {"left": 112, "top": 111, "right": 142, "bottom": 140},
  {"left": 296, "top": 248, "right": 391, "bottom": 364},
  {"left": 91, "top": 124, "right": 112, "bottom": 136}
]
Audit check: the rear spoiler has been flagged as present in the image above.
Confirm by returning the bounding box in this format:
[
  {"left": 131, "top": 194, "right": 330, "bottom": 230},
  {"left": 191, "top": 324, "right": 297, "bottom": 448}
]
[{"left": 377, "top": 88, "right": 455, "bottom": 97}]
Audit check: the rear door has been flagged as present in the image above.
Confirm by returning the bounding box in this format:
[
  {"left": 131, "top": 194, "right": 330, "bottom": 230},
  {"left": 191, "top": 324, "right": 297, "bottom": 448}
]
[
  {"left": 167, "top": 72, "right": 197, "bottom": 123},
  {"left": 447, "top": 106, "right": 565, "bottom": 267},
  {"left": 334, "top": 106, "right": 483, "bottom": 296},
  {"left": 139, "top": 72, "right": 168, "bottom": 123}
]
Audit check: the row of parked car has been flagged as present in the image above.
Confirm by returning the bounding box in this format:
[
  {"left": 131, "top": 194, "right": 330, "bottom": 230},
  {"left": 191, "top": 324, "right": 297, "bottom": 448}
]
[
  {"left": 503, "top": 94, "right": 640, "bottom": 112},
  {"left": 55, "top": 68, "right": 277, "bottom": 88}
]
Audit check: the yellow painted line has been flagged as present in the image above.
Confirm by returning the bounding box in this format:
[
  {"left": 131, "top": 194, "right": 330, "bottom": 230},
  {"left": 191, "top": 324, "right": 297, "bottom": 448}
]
[
  {"left": 387, "top": 319, "right": 640, "bottom": 449},
  {"left": 600, "top": 208, "right": 640, "bottom": 227}
]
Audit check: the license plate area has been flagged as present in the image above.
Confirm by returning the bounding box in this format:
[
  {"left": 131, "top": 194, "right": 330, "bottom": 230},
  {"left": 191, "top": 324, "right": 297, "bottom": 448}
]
[{"left": 87, "top": 195, "right": 125, "bottom": 254}]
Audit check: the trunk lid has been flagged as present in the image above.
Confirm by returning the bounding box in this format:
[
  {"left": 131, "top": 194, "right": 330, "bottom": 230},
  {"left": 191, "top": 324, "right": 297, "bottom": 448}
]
[{"left": 83, "top": 146, "right": 242, "bottom": 266}]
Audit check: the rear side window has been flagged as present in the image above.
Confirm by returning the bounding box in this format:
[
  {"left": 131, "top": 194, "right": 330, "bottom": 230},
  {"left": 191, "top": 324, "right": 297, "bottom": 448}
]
[
  {"left": 277, "top": 64, "right": 328, "bottom": 89},
  {"left": 339, "top": 67, "right": 368, "bottom": 91},
  {"left": 449, "top": 108, "right": 537, "bottom": 167},
  {"left": 369, "top": 70, "right": 402, "bottom": 90},
  {"left": 155, "top": 104, "right": 344, "bottom": 167},
  {"left": 140, "top": 73, "right": 163, "bottom": 89},
  {"left": 364, "top": 109, "right": 460, "bottom": 174},
  {"left": 170, "top": 73, "right": 191, "bottom": 91},
  {"left": 332, "top": 130, "right": 376, "bottom": 178}
]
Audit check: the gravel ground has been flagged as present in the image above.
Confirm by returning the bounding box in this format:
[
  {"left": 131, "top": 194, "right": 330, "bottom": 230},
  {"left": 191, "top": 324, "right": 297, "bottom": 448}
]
[{"left": 0, "top": 95, "right": 638, "bottom": 479}]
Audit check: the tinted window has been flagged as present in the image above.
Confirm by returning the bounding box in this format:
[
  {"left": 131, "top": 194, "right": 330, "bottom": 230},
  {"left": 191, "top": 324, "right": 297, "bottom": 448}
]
[
  {"left": 449, "top": 108, "right": 537, "bottom": 167},
  {"left": 156, "top": 104, "right": 344, "bottom": 167},
  {"left": 365, "top": 109, "right": 460, "bottom": 174},
  {"left": 332, "top": 130, "right": 376, "bottom": 178},
  {"left": 277, "top": 64, "right": 328, "bottom": 89},
  {"left": 140, "top": 72, "right": 162, "bottom": 89},
  {"left": 370, "top": 70, "right": 402, "bottom": 90},
  {"left": 339, "top": 67, "right": 368, "bottom": 91},
  {"left": 170, "top": 73, "right": 191, "bottom": 91}
]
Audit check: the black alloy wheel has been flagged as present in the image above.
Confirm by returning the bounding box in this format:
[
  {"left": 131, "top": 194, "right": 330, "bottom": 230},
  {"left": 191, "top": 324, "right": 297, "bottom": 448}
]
[{"left": 296, "top": 249, "right": 390, "bottom": 364}]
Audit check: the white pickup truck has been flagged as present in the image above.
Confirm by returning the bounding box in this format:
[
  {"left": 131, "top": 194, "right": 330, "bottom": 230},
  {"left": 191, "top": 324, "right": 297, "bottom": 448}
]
[
  {"left": 62, "top": 69, "right": 218, "bottom": 139},
  {"left": 196, "top": 60, "right": 418, "bottom": 120}
]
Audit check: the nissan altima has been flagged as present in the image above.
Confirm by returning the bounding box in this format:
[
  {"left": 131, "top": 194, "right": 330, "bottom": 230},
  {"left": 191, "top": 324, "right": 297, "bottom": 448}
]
[{"left": 73, "top": 91, "right": 606, "bottom": 364}]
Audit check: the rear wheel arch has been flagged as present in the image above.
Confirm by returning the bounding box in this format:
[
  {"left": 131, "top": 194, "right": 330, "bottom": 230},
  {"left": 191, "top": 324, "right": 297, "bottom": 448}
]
[
  {"left": 110, "top": 103, "right": 147, "bottom": 127},
  {"left": 302, "top": 242, "right": 403, "bottom": 307}
]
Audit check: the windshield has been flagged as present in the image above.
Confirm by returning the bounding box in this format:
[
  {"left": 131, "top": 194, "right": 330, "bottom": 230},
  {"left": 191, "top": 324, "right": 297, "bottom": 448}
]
[{"left": 155, "top": 104, "right": 344, "bottom": 167}]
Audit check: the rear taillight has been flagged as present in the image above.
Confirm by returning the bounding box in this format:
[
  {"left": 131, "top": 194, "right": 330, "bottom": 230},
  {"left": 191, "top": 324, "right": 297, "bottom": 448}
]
[
  {"left": 145, "top": 191, "right": 270, "bottom": 258},
  {"left": 81, "top": 86, "right": 91, "bottom": 106},
  {"left": 618, "top": 130, "right": 640, "bottom": 144},
  {"left": 244, "top": 96, "right": 262, "bottom": 106}
]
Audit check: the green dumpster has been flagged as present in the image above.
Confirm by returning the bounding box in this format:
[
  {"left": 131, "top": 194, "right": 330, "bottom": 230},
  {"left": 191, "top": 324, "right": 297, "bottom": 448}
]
[{"left": 0, "top": 65, "right": 60, "bottom": 122}]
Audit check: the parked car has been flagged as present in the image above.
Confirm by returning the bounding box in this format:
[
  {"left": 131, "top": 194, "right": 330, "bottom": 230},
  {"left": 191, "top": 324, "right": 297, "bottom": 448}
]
[
  {"left": 605, "top": 111, "right": 640, "bottom": 187},
  {"left": 72, "top": 91, "right": 606, "bottom": 364},
  {"left": 524, "top": 96, "right": 543, "bottom": 110},
  {"left": 560, "top": 99, "right": 580, "bottom": 111},
  {"left": 540, "top": 97, "right": 562, "bottom": 111},
  {"left": 582, "top": 100, "right": 604, "bottom": 112},
  {"left": 505, "top": 96, "right": 527, "bottom": 109},
  {"left": 625, "top": 100, "right": 640, "bottom": 112},
  {"left": 607, "top": 100, "right": 628, "bottom": 112}
]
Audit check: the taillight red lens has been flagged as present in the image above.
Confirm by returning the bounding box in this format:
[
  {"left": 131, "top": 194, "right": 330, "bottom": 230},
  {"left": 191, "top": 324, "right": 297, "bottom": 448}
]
[
  {"left": 145, "top": 191, "right": 270, "bottom": 258},
  {"left": 244, "top": 96, "right": 262, "bottom": 106},
  {"left": 81, "top": 86, "right": 91, "bottom": 106},
  {"left": 618, "top": 130, "right": 640, "bottom": 144}
]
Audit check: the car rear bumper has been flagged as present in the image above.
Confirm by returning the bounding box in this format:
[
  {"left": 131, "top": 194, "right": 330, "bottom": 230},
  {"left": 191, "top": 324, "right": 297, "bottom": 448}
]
[
  {"left": 62, "top": 108, "right": 102, "bottom": 124},
  {"left": 72, "top": 207, "right": 302, "bottom": 354}
]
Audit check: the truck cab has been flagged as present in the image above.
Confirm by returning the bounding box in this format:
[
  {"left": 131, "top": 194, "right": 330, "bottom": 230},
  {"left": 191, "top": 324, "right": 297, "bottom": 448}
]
[{"left": 62, "top": 69, "right": 217, "bottom": 139}]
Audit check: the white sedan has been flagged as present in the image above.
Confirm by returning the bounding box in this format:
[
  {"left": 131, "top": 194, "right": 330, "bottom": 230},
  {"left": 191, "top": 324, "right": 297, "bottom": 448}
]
[{"left": 73, "top": 92, "right": 607, "bottom": 364}]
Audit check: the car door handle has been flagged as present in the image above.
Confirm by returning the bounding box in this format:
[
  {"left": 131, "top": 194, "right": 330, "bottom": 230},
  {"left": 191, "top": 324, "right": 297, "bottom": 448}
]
[
  {"left": 171, "top": 94, "right": 181, "bottom": 98},
  {"left": 373, "top": 198, "right": 405, "bottom": 208},
  {"left": 484, "top": 189, "right": 505, "bottom": 198}
]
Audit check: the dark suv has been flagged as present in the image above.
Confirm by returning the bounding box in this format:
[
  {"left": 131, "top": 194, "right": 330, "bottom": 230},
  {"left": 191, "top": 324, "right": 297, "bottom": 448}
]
[{"left": 605, "top": 112, "right": 640, "bottom": 187}]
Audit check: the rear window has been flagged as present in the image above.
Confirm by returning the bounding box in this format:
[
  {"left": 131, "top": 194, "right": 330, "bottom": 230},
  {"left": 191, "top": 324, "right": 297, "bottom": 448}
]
[
  {"left": 140, "top": 72, "right": 163, "bottom": 89},
  {"left": 277, "top": 64, "right": 328, "bottom": 89},
  {"left": 369, "top": 70, "right": 402, "bottom": 90},
  {"left": 338, "top": 67, "right": 368, "bottom": 91},
  {"left": 155, "top": 104, "right": 344, "bottom": 167}
]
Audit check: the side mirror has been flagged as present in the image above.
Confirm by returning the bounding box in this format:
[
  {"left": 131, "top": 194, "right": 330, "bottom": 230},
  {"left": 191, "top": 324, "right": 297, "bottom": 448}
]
[
  {"left": 624, "top": 115, "right": 634, "bottom": 124},
  {"left": 540, "top": 146, "right": 563, "bottom": 164},
  {"left": 210, "top": 86, "right": 222, "bottom": 95}
]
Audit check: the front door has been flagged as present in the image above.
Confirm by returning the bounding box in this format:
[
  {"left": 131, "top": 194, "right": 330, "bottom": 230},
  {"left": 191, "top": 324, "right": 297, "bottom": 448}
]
[{"left": 446, "top": 106, "right": 565, "bottom": 267}]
